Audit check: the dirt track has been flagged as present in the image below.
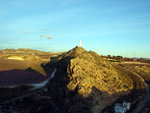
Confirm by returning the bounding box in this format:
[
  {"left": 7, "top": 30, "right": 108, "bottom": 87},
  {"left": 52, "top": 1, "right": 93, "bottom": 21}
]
[{"left": 123, "top": 61, "right": 150, "bottom": 65}]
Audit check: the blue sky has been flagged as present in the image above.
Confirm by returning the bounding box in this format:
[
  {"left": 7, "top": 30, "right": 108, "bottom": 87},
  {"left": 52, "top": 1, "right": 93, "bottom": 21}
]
[{"left": 0, "top": 0, "right": 150, "bottom": 58}]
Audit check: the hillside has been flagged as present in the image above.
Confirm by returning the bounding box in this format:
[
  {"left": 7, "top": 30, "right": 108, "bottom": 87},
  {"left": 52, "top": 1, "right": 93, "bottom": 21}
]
[
  {"left": 2, "top": 48, "right": 51, "bottom": 54},
  {"left": 0, "top": 59, "right": 47, "bottom": 86},
  {"left": 46, "top": 46, "right": 145, "bottom": 113},
  {"left": 24, "top": 55, "right": 44, "bottom": 62},
  {"left": 0, "top": 46, "right": 147, "bottom": 113},
  {"left": 123, "top": 64, "right": 150, "bottom": 83}
]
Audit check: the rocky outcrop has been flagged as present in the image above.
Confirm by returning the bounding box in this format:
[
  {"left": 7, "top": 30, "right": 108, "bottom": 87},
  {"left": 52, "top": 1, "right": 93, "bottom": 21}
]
[{"left": 47, "top": 46, "right": 137, "bottom": 113}]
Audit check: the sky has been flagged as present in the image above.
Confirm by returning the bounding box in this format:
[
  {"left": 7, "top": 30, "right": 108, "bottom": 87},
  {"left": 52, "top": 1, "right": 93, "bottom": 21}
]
[{"left": 0, "top": 0, "right": 150, "bottom": 58}]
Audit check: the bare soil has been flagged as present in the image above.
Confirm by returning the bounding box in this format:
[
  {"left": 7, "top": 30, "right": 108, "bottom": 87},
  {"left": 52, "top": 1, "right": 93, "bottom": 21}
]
[
  {"left": 0, "top": 59, "right": 52, "bottom": 87},
  {"left": 0, "top": 70, "right": 51, "bottom": 86}
]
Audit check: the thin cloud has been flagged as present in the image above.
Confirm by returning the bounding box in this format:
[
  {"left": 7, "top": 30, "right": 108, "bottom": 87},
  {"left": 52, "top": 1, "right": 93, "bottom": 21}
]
[
  {"left": 40, "top": 35, "right": 52, "bottom": 39},
  {"left": 22, "top": 30, "right": 31, "bottom": 34},
  {"left": 44, "top": 28, "right": 48, "bottom": 31},
  {"left": 60, "top": 0, "right": 75, "bottom": 7}
]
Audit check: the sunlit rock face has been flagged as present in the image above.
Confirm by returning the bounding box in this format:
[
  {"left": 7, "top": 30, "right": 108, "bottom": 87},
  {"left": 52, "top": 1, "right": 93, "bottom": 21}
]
[
  {"left": 48, "top": 46, "right": 137, "bottom": 113},
  {"left": 65, "top": 47, "right": 134, "bottom": 112}
]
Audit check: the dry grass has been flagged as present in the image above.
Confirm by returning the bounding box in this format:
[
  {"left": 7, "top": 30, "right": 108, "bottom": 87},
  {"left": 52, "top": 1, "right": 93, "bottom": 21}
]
[
  {"left": 123, "top": 61, "right": 150, "bottom": 65},
  {"left": 123, "top": 64, "right": 150, "bottom": 82}
]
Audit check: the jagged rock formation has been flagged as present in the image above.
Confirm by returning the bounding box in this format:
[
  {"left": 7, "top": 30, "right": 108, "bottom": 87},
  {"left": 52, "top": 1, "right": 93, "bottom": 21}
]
[
  {"left": 67, "top": 48, "right": 133, "bottom": 94},
  {"left": 47, "top": 46, "right": 143, "bottom": 113}
]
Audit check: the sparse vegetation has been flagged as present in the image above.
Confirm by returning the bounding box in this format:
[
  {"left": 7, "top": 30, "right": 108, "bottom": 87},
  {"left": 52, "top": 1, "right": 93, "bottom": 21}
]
[
  {"left": 46, "top": 46, "right": 146, "bottom": 113},
  {"left": 123, "top": 64, "right": 150, "bottom": 82}
]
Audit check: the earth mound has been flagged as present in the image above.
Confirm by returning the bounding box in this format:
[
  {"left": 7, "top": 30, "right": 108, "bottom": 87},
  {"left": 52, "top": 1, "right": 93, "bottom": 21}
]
[
  {"left": 25, "top": 55, "right": 43, "bottom": 62},
  {"left": 47, "top": 46, "right": 143, "bottom": 113}
]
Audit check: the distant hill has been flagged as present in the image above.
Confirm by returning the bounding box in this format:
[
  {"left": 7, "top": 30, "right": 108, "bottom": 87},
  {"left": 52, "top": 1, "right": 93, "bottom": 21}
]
[
  {"left": 25, "top": 55, "right": 43, "bottom": 62},
  {"left": 47, "top": 46, "right": 145, "bottom": 113},
  {"left": 0, "top": 49, "right": 2, "bottom": 53},
  {"left": 0, "top": 48, "right": 52, "bottom": 86},
  {"left": 2, "top": 48, "right": 52, "bottom": 54}
]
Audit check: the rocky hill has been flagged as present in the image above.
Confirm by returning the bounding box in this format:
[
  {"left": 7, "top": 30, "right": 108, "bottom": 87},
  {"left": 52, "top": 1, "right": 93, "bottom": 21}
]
[
  {"left": 46, "top": 46, "right": 145, "bottom": 113},
  {"left": 0, "top": 46, "right": 146, "bottom": 113}
]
